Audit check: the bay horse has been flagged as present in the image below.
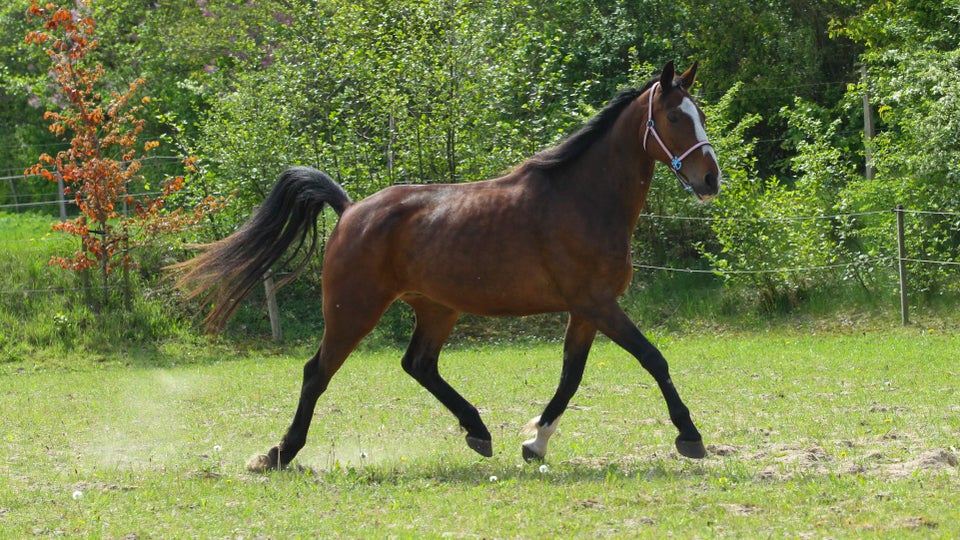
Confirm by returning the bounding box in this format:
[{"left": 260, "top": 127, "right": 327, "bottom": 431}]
[{"left": 172, "top": 61, "right": 721, "bottom": 472}]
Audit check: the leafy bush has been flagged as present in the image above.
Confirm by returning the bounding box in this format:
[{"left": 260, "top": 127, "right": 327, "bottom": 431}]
[{"left": 703, "top": 94, "right": 851, "bottom": 311}]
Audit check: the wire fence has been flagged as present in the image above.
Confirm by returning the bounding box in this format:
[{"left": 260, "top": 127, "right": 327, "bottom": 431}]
[
  {"left": 2, "top": 195, "right": 959, "bottom": 325},
  {"left": 632, "top": 206, "right": 960, "bottom": 325},
  {"left": 632, "top": 208, "right": 960, "bottom": 275},
  {"left": 0, "top": 156, "right": 183, "bottom": 211},
  {"left": 632, "top": 257, "right": 894, "bottom": 275}
]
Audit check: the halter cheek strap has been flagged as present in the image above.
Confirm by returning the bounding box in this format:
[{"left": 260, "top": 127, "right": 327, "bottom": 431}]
[{"left": 642, "top": 82, "right": 712, "bottom": 188}]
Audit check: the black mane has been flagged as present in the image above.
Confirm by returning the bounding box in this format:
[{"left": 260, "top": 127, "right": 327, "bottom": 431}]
[{"left": 521, "top": 78, "right": 657, "bottom": 171}]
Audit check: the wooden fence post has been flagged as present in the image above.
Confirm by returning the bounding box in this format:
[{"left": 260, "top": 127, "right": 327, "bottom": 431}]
[
  {"left": 57, "top": 172, "right": 68, "bottom": 222},
  {"left": 862, "top": 65, "right": 875, "bottom": 180},
  {"left": 895, "top": 205, "right": 909, "bottom": 325},
  {"left": 264, "top": 274, "right": 283, "bottom": 342},
  {"left": 8, "top": 177, "right": 19, "bottom": 213}
]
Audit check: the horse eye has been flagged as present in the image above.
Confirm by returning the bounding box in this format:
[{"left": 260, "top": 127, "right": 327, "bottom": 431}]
[{"left": 667, "top": 111, "right": 681, "bottom": 123}]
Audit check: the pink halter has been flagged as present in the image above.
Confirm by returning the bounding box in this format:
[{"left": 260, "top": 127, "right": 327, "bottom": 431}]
[{"left": 642, "top": 82, "right": 713, "bottom": 182}]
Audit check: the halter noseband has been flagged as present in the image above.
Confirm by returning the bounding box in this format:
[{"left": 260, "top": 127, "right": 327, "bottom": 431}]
[{"left": 642, "top": 81, "right": 712, "bottom": 191}]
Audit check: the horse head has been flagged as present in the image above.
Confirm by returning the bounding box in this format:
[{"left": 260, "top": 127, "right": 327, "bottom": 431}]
[{"left": 643, "top": 61, "right": 721, "bottom": 201}]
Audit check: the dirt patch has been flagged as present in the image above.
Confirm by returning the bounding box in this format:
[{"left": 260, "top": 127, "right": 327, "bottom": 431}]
[
  {"left": 73, "top": 481, "right": 138, "bottom": 493},
  {"left": 717, "top": 503, "right": 761, "bottom": 516},
  {"left": 897, "top": 516, "right": 939, "bottom": 530},
  {"left": 883, "top": 449, "right": 958, "bottom": 479},
  {"left": 706, "top": 443, "right": 739, "bottom": 456},
  {"left": 776, "top": 446, "right": 832, "bottom": 468},
  {"left": 754, "top": 467, "right": 790, "bottom": 482},
  {"left": 749, "top": 444, "right": 834, "bottom": 481},
  {"left": 552, "top": 441, "right": 956, "bottom": 484}
]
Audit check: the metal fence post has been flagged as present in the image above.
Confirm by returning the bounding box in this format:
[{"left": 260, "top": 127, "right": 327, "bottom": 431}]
[{"left": 895, "top": 205, "right": 909, "bottom": 325}]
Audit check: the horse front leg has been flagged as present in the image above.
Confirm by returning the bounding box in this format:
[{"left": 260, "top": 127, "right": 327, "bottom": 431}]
[
  {"left": 587, "top": 302, "right": 707, "bottom": 459},
  {"left": 522, "top": 314, "right": 596, "bottom": 461}
]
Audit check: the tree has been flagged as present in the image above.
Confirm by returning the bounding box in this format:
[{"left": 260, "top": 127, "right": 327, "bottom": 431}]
[
  {"left": 25, "top": 0, "right": 214, "bottom": 306},
  {"left": 834, "top": 1, "right": 960, "bottom": 296},
  {"left": 0, "top": 0, "right": 64, "bottom": 210}
]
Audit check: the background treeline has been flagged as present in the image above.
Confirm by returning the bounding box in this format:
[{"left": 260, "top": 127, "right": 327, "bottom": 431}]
[{"left": 1, "top": 0, "right": 958, "bottom": 347}]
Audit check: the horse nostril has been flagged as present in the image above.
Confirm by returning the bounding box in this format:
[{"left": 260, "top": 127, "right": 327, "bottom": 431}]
[{"left": 704, "top": 172, "right": 719, "bottom": 192}]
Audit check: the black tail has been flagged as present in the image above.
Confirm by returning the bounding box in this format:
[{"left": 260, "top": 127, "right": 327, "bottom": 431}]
[{"left": 169, "top": 167, "right": 351, "bottom": 333}]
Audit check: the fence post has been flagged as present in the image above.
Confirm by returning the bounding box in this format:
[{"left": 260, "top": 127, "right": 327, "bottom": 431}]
[
  {"left": 862, "top": 65, "right": 875, "bottom": 180},
  {"left": 895, "top": 205, "right": 909, "bottom": 325},
  {"left": 8, "top": 177, "right": 19, "bottom": 213},
  {"left": 264, "top": 274, "right": 283, "bottom": 342},
  {"left": 57, "top": 172, "right": 67, "bottom": 221}
]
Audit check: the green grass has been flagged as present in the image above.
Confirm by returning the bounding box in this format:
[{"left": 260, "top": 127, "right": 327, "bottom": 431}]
[
  {"left": 2, "top": 331, "right": 958, "bottom": 537},
  {"left": 0, "top": 211, "right": 210, "bottom": 360}
]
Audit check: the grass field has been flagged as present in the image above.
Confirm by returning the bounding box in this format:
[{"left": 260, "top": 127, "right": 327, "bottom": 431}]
[{"left": 2, "top": 330, "right": 958, "bottom": 537}]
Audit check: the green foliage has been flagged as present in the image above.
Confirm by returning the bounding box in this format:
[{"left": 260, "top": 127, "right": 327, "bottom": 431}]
[
  {"left": 190, "top": 0, "right": 631, "bottom": 223},
  {"left": 0, "top": 0, "right": 64, "bottom": 209},
  {"left": 2, "top": 0, "right": 960, "bottom": 343},
  {"left": 706, "top": 175, "right": 839, "bottom": 311},
  {"left": 685, "top": 0, "right": 862, "bottom": 178},
  {"left": 701, "top": 88, "right": 856, "bottom": 310},
  {"left": 838, "top": 2, "right": 960, "bottom": 296}
]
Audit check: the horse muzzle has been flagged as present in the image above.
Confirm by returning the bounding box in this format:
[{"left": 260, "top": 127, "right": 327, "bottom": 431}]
[{"left": 676, "top": 168, "right": 720, "bottom": 201}]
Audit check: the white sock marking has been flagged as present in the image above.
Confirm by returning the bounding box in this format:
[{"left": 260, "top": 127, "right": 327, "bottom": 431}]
[{"left": 522, "top": 415, "right": 559, "bottom": 458}]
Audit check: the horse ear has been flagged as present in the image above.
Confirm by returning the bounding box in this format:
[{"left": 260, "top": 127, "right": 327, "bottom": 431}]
[
  {"left": 679, "top": 61, "right": 699, "bottom": 90},
  {"left": 659, "top": 61, "right": 676, "bottom": 92}
]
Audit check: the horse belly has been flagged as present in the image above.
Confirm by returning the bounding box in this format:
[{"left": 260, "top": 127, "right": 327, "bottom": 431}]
[
  {"left": 409, "top": 247, "right": 562, "bottom": 315},
  {"left": 400, "top": 224, "right": 564, "bottom": 316},
  {"left": 427, "top": 268, "right": 563, "bottom": 317}
]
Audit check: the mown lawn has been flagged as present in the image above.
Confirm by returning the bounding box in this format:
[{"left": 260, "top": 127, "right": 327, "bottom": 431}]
[{"left": 1, "top": 330, "right": 958, "bottom": 537}]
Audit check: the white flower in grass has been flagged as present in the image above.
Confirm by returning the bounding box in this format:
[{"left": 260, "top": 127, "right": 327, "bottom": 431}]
[
  {"left": 539, "top": 464, "right": 549, "bottom": 474},
  {"left": 72, "top": 490, "right": 83, "bottom": 500},
  {"left": 489, "top": 475, "right": 498, "bottom": 482}
]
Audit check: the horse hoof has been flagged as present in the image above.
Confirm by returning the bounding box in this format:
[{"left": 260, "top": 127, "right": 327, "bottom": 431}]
[
  {"left": 246, "top": 453, "right": 276, "bottom": 473},
  {"left": 521, "top": 444, "right": 544, "bottom": 463},
  {"left": 466, "top": 436, "right": 493, "bottom": 457},
  {"left": 675, "top": 437, "right": 707, "bottom": 459},
  {"left": 246, "top": 446, "right": 285, "bottom": 472}
]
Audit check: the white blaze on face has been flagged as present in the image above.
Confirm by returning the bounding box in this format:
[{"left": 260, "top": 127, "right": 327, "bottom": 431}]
[{"left": 679, "top": 97, "right": 720, "bottom": 166}]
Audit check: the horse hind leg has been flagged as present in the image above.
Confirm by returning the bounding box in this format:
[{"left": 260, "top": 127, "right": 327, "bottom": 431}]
[
  {"left": 401, "top": 298, "right": 493, "bottom": 457},
  {"left": 522, "top": 314, "right": 596, "bottom": 462},
  {"left": 247, "top": 292, "right": 392, "bottom": 473}
]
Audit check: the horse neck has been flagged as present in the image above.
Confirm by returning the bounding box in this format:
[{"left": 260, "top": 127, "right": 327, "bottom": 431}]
[{"left": 571, "top": 98, "right": 656, "bottom": 229}]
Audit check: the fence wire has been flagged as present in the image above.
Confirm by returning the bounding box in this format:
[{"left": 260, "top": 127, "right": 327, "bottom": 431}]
[
  {"left": 633, "top": 256, "right": 893, "bottom": 276},
  {"left": 638, "top": 210, "right": 890, "bottom": 223},
  {"left": 2, "top": 206, "right": 958, "bottom": 295},
  {"left": 634, "top": 206, "right": 959, "bottom": 276}
]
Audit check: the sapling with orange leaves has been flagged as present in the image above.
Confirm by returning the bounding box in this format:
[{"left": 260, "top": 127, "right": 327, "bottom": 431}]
[{"left": 24, "top": 1, "right": 220, "bottom": 307}]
